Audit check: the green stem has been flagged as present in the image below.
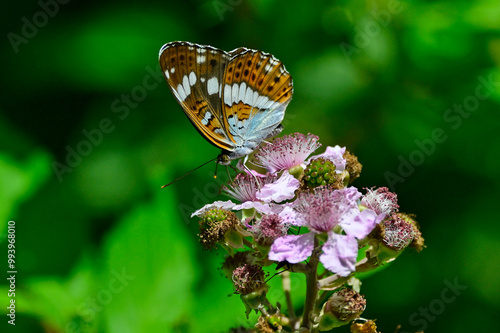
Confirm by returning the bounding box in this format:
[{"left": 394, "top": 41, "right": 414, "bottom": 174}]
[{"left": 302, "top": 236, "right": 320, "bottom": 330}]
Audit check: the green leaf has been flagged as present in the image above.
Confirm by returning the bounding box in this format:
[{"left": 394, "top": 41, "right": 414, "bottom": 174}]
[{"left": 101, "top": 188, "right": 197, "bottom": 332}]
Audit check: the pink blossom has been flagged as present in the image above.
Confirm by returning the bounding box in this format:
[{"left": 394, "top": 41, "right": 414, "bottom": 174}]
[
  {"left": 268, "top": 186, "right": 379, "bottom": 276},
  {"left": 255, "top": 133, "right": 321, "bottom": 173},
  {"left": 222, "top": 173, "right": 276, "bottom": 202}
]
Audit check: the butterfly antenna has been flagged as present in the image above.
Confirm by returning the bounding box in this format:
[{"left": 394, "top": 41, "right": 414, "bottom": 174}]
[
  {"left": 161, "top": 157, "right": 217, "bottom": 188},
  {"left": 214, "top": 162, "right": 219, "bottom": 179},
  {"left": 265, "top": 263, "right": 292, "bottom": 283},
  {"left": 213, "top": 163, "right": 234, "bottom": 183}
]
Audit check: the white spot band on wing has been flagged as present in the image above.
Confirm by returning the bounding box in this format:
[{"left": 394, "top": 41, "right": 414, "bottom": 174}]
[
  {"left": 207, "top": 77, "right": 219, "bottom": 95},
  {"left": 189, "top": 72, "right": 197, "bottom": 86},
  {"left": 182, "top": 75, "right": 191, "bottom": 99},
  {"left": 222, "top": 83, "right": 281, "bottom": 110},
  {"left": 201, "top": 111, "right": 212, "bottom": 126}
]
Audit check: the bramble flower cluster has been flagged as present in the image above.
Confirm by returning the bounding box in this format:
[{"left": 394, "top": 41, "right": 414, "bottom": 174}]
[{"left": 191, "top": 133, "right": 425, "bottom": 333}]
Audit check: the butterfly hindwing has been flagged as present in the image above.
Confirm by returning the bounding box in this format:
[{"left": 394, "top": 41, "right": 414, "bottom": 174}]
[{"left": 222, "top": 48, "right": 293, "bottom": 146}]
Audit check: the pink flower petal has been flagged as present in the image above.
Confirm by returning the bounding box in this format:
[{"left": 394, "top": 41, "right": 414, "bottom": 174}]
[
  {"left": 233, "top": 201, "right": 272, "bottom": 214},
  {"left": 190, "top": 200, "right": 236, "bottom": 218},
  {"left": 256, "top": 171, "right": 300, "bottom": 203},
  {"left": 268, "top": 233, "right": 315, "bottom": 263},
  {"left": 340, "top": 209, "right": 378, "bottom": 239},
  {"left": 277, "top": 204, "right": 299, "bottom": 226},
  {"left": 320, "top": 233, "right": 357, "bottom": 276}
]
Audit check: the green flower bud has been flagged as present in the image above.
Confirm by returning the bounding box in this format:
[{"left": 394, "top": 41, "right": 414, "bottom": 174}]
[{"left": 304, "top": 158, "right": 337, "bottom": 188}]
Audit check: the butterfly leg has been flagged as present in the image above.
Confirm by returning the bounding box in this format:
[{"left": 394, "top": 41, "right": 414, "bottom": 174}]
[
  {"left": 242, "top": 155, "right": 261, "bottom": 189},
  {"left": 225, "top": 165, "right": 233, "bottom": 182}
]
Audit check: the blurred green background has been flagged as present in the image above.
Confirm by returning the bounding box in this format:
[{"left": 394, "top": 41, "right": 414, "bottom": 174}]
[{"left": 1, "top": 0, "right": 499, "bottom": 332}]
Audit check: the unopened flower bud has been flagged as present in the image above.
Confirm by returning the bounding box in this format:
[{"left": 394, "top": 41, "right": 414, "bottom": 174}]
[{"left": 319, "top": 288, "right": 366, "bottom": 330}]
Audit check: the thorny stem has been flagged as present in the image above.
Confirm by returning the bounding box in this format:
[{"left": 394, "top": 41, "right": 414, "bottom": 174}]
[
  {"left": 281, "top": 271, "right": 297, "bottom": 328},
  {"left": 301, "top": 236, "right": 320, "bottom": 330}
]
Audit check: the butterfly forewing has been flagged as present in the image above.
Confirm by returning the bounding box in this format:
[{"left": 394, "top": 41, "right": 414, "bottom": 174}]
[{"left": 159, "top": 42, "right": 234, "bottom": 151}]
